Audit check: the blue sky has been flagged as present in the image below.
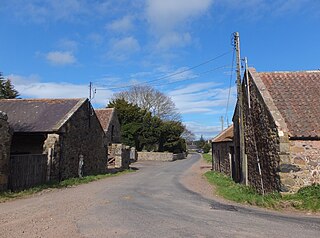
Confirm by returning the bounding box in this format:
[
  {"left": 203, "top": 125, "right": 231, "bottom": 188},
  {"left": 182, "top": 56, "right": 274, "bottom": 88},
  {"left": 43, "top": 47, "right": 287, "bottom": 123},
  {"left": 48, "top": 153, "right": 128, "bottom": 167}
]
[{"left": 1, "top": 0, "right": 319, "bottom": 139}]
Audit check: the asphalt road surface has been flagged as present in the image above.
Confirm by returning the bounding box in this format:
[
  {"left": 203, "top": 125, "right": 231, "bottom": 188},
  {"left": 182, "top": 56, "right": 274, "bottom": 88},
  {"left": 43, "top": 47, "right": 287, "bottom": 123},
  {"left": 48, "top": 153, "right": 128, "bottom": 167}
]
[{"left": 0, "top": 154, "right": 319, "bottom": 238}]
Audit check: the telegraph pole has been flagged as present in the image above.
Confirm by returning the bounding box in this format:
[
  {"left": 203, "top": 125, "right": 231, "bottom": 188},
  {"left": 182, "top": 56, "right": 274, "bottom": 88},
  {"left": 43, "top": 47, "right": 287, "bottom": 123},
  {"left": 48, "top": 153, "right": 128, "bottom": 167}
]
[
  {"left": 234, "top": 32, "right": 247, "bottom": 185},
  {"left": 89, "top": 82, "right": 92, "bottom": 101},
  {"left": 220, "top": 116, "right": 224, "bottom": 131}
]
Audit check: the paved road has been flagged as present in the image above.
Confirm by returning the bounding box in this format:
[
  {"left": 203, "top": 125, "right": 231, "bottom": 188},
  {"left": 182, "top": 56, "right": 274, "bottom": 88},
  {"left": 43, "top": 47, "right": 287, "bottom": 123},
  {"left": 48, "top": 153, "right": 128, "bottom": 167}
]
[{"left": 0, "top": 154, "right": 319, "bottom": 238}]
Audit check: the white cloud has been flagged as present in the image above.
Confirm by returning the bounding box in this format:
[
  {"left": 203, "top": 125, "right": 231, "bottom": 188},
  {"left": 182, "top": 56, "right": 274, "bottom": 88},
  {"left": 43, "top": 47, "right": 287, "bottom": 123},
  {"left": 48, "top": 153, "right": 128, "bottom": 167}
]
[
  {"left": 46, "top": 51, "right": 76, "bottom": 65},
  {"left": 146, "top": 0, "right": 213, "bottom": 32},
  {"left": 184, "top": 121, "right": 221, "bottom": 139},
  {"left": 168, "top": 82, "right": 236, "bottom": 115},
  {"left": 106, "top": 15, "right": 134, "bottom": 33},
  {"left": 108, "top": 36, "right": 140, "bottom": 60},
  {"left": 7, "top": 74, "right": 112, "bottom": 106},
  {"left": 146, "top": 0, "right": 213, "bottom": 50}
]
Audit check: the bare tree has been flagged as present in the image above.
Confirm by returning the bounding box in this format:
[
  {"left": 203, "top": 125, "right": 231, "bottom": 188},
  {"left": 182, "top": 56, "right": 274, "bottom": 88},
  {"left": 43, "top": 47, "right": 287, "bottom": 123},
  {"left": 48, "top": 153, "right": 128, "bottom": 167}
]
[
  {"left": 112, "top": 85, "right": 181, "bottom": 121},
  {"left": 181, "top": 127, "right": 196, "bottom": 143}
]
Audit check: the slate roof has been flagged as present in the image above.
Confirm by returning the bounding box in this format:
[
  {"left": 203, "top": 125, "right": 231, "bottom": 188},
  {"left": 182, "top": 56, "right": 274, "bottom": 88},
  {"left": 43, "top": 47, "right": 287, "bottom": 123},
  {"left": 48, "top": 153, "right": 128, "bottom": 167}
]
[
  {"left": 212, "top": 125, "right": 233, "bottom": 143},
  {"left": 0, "top": 98, "right": 86, "bottom": 133},
  {"left": 95, "top": 108, "right": 114, "bottom": 131},
  {"left": 249, "top": 68, "right": 320, "bottom": 138}
]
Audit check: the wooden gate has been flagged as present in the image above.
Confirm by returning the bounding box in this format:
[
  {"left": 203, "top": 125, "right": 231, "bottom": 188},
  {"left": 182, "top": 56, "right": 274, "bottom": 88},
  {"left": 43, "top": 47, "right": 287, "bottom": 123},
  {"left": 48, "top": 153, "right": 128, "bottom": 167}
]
[{"left": 9, "top": 154, "right": 47, "bottom": 191}]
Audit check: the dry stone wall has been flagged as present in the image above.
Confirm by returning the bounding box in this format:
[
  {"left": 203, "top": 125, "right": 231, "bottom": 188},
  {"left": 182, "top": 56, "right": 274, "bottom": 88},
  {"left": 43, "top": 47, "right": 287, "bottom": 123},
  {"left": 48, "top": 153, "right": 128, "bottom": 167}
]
[
  {"left": 0, "top": 112, "right": 11, "bottom": 191},
  {"left": 137, "top": 152, "right": 186, "bottom": 162}
]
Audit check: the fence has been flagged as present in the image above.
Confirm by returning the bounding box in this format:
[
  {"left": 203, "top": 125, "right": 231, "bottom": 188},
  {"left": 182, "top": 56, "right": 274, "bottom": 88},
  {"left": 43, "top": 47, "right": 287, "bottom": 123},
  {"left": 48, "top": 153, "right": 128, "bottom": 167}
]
[{"left": 9, "top": 154, "right": 48, "bottom": 191}]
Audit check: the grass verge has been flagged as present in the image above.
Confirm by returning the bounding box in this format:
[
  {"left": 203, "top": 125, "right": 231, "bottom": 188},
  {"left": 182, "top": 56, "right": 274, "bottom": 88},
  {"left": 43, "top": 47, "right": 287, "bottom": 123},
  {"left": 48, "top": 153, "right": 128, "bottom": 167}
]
[
  {"left": 202, "top": 153, "right": 212, "bottom": 164},
  {"left": 204, "top": 171, "right": 320, "bottom": 212},
  {"left": 0, "top": 169, "right": 134, "bottom": 203}
]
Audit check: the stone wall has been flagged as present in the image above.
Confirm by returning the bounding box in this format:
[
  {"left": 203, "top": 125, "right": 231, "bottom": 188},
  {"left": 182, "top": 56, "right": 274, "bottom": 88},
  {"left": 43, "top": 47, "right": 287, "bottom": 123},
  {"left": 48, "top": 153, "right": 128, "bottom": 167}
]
[
  {"left": 279, "top": 140, "right": 320, "bottom": 192},
  {"left": 137, "top": 152, "right": 185, "bottom": 162},
  {"left": 212, "top": 142, "right": 233, "bottom": 177},
  {"left": 0, "top": 112, "right": 12, "bottom": 191},
  {"left": 44, "top": 100, "right": 107, "bottom": 180},
  {"left": 242, "top": 78, "right": 281, "bottom": 193},
  {"left": 109, "top": 144, "right": 130, "bottom": 169}
]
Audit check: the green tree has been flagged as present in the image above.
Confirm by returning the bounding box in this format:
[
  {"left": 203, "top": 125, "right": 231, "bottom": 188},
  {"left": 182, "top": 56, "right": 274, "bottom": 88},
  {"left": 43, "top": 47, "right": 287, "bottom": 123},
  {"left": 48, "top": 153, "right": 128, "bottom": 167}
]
[
  {"left": 108, "top": 98, "right": 186, "bottom": 153},
  {"left": 0, "top": 73, "right": 19, "bottom": 99}
]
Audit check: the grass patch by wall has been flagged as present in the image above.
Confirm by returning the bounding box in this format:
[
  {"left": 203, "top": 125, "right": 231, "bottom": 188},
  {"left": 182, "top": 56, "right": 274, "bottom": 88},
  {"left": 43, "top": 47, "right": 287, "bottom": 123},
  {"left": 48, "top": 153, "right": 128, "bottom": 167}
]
[
  {"left": 0, "top": 169, "right": 134, "bottom": 203},
  {"left": 204, "top": 171, "right": 320, "bottom": 212},
  {"left": 202, "top": 153, "right": 212, "bottom": 164}
]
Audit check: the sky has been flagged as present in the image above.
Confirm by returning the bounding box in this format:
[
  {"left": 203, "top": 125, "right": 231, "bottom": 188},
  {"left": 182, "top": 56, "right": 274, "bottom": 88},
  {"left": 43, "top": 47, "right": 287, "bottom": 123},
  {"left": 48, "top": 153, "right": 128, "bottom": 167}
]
[{"left": 1, "top": 0, "right": 319, "bottom": 139}]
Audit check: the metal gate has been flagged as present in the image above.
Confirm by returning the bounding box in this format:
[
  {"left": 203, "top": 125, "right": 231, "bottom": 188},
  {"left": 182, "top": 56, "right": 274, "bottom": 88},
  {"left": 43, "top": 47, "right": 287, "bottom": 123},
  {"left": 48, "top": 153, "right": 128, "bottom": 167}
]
[{"left": 9, "top": 154, "right": 47, "bottom": 191}]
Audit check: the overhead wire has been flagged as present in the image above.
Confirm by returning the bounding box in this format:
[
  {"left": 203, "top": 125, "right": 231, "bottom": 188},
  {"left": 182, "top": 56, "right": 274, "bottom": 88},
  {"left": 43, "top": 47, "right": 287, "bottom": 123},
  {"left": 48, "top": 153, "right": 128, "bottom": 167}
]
[
  {"left": 94, "top": 50, "right": 232, "bottom": 91},
  {"left": 224, "top": 48, "right": 236, "bottom": 127}
]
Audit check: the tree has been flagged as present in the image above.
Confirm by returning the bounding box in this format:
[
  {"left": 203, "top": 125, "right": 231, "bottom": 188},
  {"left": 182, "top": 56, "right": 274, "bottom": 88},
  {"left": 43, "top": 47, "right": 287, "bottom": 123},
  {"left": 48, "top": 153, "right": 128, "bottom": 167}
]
[
  {"left": 0, "top": 72, "right": 19, "bottom": 99},
  {"left": 181, "top": 127, "right": 196, "bottom": 143},
  {"left": 108, "top": 98, "right": 186, "bottom": 153},
  {"left": 112, "top": 85, "right": 180, "bottom": 121}
]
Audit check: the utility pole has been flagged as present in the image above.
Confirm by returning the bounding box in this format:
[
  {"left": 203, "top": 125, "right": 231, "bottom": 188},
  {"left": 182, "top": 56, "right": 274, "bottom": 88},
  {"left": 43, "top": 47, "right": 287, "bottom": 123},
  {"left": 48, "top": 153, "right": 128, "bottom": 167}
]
[
  {"left": 89, "top": 82, "right": 92, "bottom": 101},
  {"left": 220, "top": 116, "right": 224, "bottom": 131},
  {"left": 234, "top": 32, "right": 247, "bottom": 185}
]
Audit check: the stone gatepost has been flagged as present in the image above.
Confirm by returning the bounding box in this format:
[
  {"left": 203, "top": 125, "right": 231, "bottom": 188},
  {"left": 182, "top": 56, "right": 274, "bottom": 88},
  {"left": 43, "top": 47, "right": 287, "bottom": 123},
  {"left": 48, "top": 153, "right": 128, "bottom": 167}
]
[
  {"left": 43, "top": 134, "right": 60, "bottom": 181},
  {"left": 0, "top": 111, "right": 12, "bottom": 191}
]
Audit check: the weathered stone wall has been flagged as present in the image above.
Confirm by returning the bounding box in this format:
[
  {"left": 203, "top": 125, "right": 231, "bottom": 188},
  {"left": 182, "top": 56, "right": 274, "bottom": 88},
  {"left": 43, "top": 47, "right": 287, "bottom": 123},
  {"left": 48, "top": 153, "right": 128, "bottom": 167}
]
[
  {"left": 212, "top": 142, "right": 233, "bottom": 177},
  {"left": 278, "top": 140, "right": 320, "bottom": 192},
  {"left": 105, "top": 110, "right": 121, "bottom": 144},
  {"left": 58, "top": 100, "right": 107, "bottom": 180},
  {"left": 109, "top": 144, "right": 130, "bottom": 169},
  {"left": 0, "top": 112, "right": 12, "bottom": 191},
  {"left": 137, "top": 152, "right": 185, "bottom": 161},
  {"left": 242, "top": 78, "right": 281, "bottom": 193}
]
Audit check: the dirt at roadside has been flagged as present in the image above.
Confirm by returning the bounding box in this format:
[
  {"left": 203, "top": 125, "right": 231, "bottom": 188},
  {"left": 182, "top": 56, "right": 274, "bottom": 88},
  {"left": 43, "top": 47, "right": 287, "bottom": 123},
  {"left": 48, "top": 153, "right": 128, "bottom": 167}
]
[{"left": 181, "top": 155, "right": 320, "bottom": 216}]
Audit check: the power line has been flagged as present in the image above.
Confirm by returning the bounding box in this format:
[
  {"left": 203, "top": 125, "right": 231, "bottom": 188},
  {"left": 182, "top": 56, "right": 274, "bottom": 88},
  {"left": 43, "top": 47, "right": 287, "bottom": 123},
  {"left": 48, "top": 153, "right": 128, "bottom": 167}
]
[
  {"left": 224, "top": 48, "right": 236, "bottom": 127},
  {"left": 95, "top": 50, "right": 232, "bottom": 91}
]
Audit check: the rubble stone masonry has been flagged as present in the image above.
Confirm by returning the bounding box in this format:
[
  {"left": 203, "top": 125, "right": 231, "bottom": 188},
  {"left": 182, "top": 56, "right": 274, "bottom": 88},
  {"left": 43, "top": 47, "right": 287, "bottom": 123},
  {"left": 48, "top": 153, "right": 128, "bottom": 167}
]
[
  {"left": 0, "top": 111, "right": 12, "bottom": 191},
  {"left": 280, "top": 140, "right": 320, "bottom": 192}
]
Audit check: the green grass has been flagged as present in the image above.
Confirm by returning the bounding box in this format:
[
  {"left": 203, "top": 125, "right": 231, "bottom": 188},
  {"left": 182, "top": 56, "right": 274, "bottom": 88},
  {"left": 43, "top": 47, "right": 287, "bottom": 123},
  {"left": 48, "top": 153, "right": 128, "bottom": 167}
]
[
  {"left": 202, "top": 153, "right": 212, "bottom": 164},
  {"left": 0, "top": 169, "right": 134, "bottom": 203},
  {"left": 204, "top": 171, "right": 320, "bottom": 212}
]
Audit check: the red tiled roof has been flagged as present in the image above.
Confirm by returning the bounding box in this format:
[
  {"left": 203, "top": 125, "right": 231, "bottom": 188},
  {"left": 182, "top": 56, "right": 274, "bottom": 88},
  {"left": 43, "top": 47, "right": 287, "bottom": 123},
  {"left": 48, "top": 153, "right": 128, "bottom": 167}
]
[
  {"left": 254, "top": 70, "right": 320, "bottom": 138},
  {"left": 95, "top": 108, "right": 114, "bottom": 131},
  {"left": 0, "top": 98, "right": 85, "bottom": 132},
  {"left": 212, "top": 125, "right": 233, "bottom": 143}
]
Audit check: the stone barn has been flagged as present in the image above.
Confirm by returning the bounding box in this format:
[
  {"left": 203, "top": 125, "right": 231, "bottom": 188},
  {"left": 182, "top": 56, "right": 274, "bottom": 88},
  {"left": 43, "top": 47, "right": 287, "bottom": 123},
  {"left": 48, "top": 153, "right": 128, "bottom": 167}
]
[
  {"left": 211, "top": 125, "right": 237, "bottom": 180},
  {"left": 233, "top": 68, "right": 320, "bottom": 193},
  {"left": 95, "top": 108, "right": 121, "bottom": 145},
  {"left": 0, "top": 98, "right": 107, "bottom": 190}
]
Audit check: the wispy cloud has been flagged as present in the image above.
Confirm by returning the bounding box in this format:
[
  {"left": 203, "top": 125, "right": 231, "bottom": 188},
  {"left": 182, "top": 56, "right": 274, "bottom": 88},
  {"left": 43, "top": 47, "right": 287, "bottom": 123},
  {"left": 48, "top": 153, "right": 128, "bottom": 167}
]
[
  {"left": 184, "top": 121, "right": 221, "bottom": 139},
  {"left": 45, "top": 51, "right": 76, "bottom": 66},
  {"left": 106, "top": 15, "right": 135, "bottom": 33},
  {"left": 108, "top": 36, "right": 140, "bottom": 61},
  {"left": 168, "top": 82, "right": 236, "bottom": 115},
  {"left": 145, "top": 0, "right": 213, "bottom": 50}
]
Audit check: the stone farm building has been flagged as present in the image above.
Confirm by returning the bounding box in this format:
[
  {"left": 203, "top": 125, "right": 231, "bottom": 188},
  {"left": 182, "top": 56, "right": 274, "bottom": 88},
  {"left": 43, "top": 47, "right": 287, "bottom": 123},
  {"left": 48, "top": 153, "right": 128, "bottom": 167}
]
[
  {"left": 0, "top": 98, "right": 106, "bottom": 190},
  {"left": 95, "top": 108, "right": 121, "bottom": 145},
  {"left": 233, "top": 68, "right": 320, "bottom": 193},
  {"left": 211, "top": 125, "right": 237, "bottom": 180}
]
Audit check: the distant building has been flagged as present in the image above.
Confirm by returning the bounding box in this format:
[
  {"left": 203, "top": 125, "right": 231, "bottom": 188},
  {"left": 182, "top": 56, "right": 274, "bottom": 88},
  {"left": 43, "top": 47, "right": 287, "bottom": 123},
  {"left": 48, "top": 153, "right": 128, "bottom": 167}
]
[
  {"left": 211, "top": 125, "right": 236, "bottom": 179},
  {"left": 233, "top": 68, "right": 320, "bottom": 193},
  {"left": 0, "top": 98, "right": 107, "bottom": 190},
  {"left": 95, "top": 108, "right": 121, "bottom": 145}
]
